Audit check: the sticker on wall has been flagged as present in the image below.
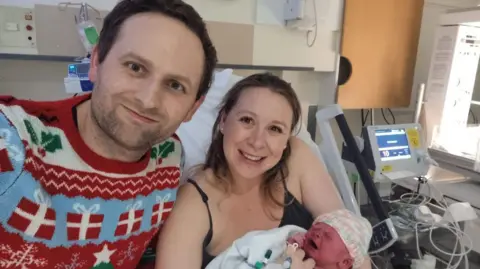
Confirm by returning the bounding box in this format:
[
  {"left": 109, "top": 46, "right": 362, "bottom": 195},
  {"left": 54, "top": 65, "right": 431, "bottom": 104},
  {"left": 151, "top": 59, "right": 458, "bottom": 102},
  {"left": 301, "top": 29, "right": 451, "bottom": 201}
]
[{"left": 406, "top": 128, "right": 421, "bottom": 148}]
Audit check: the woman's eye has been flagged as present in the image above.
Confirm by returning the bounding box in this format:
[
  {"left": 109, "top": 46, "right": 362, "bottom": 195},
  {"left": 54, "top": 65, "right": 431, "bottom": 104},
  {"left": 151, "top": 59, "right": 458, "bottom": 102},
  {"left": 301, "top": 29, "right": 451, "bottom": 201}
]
[
  {"left": 168, "top": 81, "right": 185, "bottom": 92},
  {"left": 270, "top": 126, "right": 283, "bottom": 133},
  {"left": 240, "top": 116, "right": 253, "bottom": 124},
  {"left": 127, "top": 62, "right": 144, "bottom": 73}
]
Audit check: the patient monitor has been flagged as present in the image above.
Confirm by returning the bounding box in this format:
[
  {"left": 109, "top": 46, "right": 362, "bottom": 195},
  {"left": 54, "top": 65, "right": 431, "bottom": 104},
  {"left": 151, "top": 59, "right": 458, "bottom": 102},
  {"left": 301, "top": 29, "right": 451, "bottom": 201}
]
[{"left": 342, "top": 123, "right": 430, "bottom": 204}]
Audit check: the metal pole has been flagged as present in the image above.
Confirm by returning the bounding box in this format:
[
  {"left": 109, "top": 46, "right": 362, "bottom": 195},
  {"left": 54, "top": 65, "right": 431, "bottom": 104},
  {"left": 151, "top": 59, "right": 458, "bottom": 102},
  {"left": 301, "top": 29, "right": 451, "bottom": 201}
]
[
  {"left": 335, "top": 114, "right": 387, "bottom": 220},
  {"left": 370, "top": 108, "right": 375, "bottom": 125},
  {"left": 414, "top": 83, "right": 426, "bottom": 124}
]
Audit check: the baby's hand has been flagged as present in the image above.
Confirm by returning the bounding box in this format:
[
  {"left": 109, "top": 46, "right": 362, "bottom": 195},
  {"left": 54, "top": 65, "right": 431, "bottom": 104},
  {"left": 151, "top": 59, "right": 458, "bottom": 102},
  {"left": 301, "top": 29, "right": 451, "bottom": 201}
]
[
  {"left": 287, "top": 232, "right": 306, "bottom": 249},
  {"left": 287, "top": 247, "right": 316, "bottom": 269}
]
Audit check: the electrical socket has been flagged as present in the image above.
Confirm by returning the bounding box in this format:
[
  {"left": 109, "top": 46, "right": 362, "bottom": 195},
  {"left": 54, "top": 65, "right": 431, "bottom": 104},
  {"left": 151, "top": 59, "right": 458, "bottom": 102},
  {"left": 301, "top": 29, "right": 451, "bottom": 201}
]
[{"left": 284, "top": 0, "right": 305, "bottom": 21}]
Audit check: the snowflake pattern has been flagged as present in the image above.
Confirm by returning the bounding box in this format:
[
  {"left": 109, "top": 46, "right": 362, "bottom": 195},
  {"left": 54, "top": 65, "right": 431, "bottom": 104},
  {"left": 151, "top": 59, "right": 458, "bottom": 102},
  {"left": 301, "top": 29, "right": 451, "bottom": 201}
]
[
  {"left": 0, "top": 243, "right": 48, "bottom": 268},
  {"left": 116, "top": 242, "right": 139, "bottom": 266},
  {"left": 54, "top": 253, "right": 86, "bottom": 269}
]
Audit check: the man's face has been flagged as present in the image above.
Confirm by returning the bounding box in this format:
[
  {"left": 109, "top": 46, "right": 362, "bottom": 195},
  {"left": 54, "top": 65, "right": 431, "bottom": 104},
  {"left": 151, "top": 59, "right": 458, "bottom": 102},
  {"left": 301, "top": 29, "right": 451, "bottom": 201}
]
[{"left": 88, "top": 12, "right": 204, "bottom": 151}]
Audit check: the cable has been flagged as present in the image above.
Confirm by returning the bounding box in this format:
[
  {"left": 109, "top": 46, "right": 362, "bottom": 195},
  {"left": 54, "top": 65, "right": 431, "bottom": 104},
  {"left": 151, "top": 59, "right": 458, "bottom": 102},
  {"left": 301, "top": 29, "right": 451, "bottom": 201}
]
[
  {"left": 381, "top": 108, "right": 396, "bottom": 125},
  {"left": 361, "top": 109, "right": 370, "bottom": 135},
  {"left": 370, "top": 257, "right": 380, "bottom": 269},
  {"left": 469, "top": 109, "right": 478, "bottom": 124},
  {"left": 384, "top": 181, "right": 473, "bottom": 269},
  {"left": 388, "top": 109, "right": 396, "bottom": 124},
  {"left": 361, "top": 109, "right": 370, "bottom": 126},
  {"left": 428, "top": 183, "right": 472, "bottom": 269},
  {"left": 306, "top": 0, "right": 318, "bottom": 47}
]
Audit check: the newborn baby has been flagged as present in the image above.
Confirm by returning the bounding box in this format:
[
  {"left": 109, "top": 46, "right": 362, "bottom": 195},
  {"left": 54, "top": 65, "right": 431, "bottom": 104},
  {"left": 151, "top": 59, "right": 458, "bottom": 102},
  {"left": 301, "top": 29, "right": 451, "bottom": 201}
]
[{"left": 206, "top": 209, "right": 372, "bottom": 269}]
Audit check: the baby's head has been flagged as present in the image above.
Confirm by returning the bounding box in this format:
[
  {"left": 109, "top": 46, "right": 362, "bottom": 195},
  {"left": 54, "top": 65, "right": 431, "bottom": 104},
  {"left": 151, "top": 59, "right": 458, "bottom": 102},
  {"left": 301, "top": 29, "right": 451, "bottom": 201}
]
[
  {"left": 303, "top": 221, "right": 353, "bottom": 269},
  {"left": 290, "top": 209, "right": 372, "bottom": 269}
]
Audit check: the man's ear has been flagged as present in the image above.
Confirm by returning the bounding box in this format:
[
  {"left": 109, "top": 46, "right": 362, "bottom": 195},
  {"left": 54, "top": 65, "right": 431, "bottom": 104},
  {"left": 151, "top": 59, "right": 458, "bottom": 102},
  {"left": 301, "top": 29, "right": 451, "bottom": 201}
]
[
  {"left": 183, "top": 95, "right": 205, "bottom": 122},
  {"left": 88, "top": 45, "right": 100, "bottom": 83},
  {"left": 337, "top": 256, "right": 353, "bottom": 269}
]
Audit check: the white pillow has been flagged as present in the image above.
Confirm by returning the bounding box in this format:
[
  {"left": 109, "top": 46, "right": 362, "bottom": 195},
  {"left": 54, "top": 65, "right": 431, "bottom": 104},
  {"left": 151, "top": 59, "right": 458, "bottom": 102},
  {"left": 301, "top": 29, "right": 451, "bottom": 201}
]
[{"left": 176, "top": 70, "right": 324, "bottom": 181}]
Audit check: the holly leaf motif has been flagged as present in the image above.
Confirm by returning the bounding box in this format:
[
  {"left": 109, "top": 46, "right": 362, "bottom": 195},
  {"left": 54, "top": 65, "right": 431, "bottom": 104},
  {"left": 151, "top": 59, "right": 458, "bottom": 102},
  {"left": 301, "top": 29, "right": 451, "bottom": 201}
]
[
  {"left": 92, "top": 262, "right": 114, "bottom": 269},
  {"left": 150, "top": 147, "right": 158, "bottom": 159},
  {"left": 158, "top": 141, "right": 175, "bottom": 159},
  {"left": 40, "top": 131, "right": 63, "bottom": 153},
  {"left": 24, "top": 119, "right": 38, "bottom": 145}
]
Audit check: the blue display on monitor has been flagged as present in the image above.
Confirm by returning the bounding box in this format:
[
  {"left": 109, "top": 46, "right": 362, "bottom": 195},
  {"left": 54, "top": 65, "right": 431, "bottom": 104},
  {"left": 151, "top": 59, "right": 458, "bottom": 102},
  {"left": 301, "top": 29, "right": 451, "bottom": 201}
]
[
  {"left": 68, "top": 63, "right": 90, "bottom": 79},
  {"left": 374, "top": 128, "right": 411, "bottom": 161}
]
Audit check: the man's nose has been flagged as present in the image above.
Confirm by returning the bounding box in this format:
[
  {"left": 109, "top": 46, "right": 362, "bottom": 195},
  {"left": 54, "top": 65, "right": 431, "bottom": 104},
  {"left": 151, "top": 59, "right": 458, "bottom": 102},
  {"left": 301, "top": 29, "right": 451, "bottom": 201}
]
[{"left": 135, "top": 80, "right": 163, "bottom": 108}]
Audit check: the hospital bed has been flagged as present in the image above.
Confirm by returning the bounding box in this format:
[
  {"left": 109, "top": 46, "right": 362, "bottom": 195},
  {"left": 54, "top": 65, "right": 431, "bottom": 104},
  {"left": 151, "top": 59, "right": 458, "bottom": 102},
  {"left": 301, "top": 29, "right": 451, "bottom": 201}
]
[
  {"left": 176, "top": 69, "right": 342, "bottom": 201},
  {"left": 176, "top": 69, "right": 402, "bottom": 262}
]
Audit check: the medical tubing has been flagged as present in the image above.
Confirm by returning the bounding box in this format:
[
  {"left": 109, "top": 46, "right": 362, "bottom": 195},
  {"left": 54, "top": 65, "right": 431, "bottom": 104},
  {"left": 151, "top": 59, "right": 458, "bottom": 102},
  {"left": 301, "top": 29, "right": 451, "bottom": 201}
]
[{"left": 335, "top": 114, "right": 388, "bottom": 220}]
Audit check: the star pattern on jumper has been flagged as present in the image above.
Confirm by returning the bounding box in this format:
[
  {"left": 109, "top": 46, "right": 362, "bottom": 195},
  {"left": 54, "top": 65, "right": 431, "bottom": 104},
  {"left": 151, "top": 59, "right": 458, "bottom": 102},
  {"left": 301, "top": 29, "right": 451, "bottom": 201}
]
[{"left": 93, "top": 244, "right": 115, "bottom": 267}]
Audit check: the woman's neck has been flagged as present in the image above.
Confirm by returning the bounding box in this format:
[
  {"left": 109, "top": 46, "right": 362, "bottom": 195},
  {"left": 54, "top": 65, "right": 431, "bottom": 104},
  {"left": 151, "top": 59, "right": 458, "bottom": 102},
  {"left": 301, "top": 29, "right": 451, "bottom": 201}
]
[{"left": 229, "top": 171, "right": 263, "bottom": 195}]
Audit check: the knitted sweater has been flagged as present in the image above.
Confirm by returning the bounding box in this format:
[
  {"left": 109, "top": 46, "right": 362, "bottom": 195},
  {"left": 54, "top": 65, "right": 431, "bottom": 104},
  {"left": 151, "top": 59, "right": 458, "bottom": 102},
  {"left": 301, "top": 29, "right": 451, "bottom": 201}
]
[{"left": 0, "top": 95, "right": 182, "bottom": 269}]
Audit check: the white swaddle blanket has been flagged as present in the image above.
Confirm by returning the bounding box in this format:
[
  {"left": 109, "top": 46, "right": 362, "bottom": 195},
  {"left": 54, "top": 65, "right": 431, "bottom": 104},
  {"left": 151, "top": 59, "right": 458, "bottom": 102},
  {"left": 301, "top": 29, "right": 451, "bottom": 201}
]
[{"left": 205, "top": 225, "right": 306, "bottom": 269}]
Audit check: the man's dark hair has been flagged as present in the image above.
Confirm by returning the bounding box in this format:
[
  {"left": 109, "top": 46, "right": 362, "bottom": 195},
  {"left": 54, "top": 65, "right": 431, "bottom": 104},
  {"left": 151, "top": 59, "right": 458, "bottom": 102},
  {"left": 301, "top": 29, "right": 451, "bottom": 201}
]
[{"left": 97, "top": 0, "right": 218, "bottom": 99}]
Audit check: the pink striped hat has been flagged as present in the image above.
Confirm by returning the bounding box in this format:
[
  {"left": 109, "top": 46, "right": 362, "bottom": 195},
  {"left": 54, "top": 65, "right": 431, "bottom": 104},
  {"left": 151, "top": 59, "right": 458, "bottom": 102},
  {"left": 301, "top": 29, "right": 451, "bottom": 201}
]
[{"left": 314, "top": 209, "right": 372, "bottom": 268}]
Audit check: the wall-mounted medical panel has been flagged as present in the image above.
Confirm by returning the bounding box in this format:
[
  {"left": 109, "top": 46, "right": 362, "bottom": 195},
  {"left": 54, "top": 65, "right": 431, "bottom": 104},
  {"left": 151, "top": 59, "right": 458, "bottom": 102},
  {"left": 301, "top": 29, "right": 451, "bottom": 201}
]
[
  {"left": 0, "top": 3, "right": 318, "bottom": 70},
  {"left": 34, "top": 4, "right": 105, "bottom": 58},
  {"left": 0, "top": 5, "right": 38, "bottom": 55}
]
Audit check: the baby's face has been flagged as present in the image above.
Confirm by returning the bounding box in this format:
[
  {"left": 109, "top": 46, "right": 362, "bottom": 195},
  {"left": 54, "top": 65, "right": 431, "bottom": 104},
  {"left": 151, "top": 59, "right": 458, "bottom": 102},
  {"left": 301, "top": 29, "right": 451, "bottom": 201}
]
[{"left": 303, "top": 222, "right": 351, "bottom": 269}]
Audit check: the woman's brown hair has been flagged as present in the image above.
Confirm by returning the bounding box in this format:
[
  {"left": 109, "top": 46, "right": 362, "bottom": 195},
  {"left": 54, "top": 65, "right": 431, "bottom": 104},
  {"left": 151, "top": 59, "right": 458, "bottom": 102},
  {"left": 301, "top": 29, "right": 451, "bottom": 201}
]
[{"left": 202, "top": 72, "right": 302, "bottom": 209}]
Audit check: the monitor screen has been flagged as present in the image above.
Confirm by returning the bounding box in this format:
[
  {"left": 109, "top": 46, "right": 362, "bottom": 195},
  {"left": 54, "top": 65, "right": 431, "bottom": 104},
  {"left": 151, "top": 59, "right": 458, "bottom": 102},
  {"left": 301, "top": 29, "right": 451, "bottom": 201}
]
[{"left": 374, "top": 128, "right": 411, "bottom": 161}]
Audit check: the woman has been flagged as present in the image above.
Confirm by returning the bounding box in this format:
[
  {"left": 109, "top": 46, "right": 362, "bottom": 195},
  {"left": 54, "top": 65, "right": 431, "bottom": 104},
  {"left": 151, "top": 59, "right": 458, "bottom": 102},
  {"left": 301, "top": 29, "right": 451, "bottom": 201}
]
[{"left": 156, "top": 73, "right": 371, "bottom": 269}]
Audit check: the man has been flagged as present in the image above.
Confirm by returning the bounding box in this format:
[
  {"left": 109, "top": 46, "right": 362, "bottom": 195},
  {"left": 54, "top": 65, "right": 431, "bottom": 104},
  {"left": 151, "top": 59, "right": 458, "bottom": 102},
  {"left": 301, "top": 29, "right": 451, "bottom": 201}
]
[{"left": 0, "top": 0, "right": 217, "bottom": 268}]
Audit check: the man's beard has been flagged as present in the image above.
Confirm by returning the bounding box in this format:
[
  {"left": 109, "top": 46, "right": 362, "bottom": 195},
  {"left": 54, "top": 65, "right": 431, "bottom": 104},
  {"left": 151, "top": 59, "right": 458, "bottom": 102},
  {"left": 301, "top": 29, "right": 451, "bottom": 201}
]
[{"left": 90, "top": 96, "right": 165, "bottom": 152}]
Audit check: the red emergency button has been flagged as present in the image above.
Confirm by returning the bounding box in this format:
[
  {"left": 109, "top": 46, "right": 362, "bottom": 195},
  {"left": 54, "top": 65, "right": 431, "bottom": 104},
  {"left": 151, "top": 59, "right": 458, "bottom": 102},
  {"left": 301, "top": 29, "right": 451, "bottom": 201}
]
[{"left": 26, "top": 25, "right": 33, "bottom": 31}]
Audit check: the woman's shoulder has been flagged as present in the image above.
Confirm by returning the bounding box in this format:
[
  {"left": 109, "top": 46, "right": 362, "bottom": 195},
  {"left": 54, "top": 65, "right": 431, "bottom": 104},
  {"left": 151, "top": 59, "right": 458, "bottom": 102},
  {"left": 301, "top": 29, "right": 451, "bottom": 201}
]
[
  {"left": 285, "top": 137, "right": 315, "bottom": 199},
  {"left": 288, "top": 136, "right": 318, "bottom": 171},
  {"left": 185, "top": 168, "right": 224, "bottom": 201}
]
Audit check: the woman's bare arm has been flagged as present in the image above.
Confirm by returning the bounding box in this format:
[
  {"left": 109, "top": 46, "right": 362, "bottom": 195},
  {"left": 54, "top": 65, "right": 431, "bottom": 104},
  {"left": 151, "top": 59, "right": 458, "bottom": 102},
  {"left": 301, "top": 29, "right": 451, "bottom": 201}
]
[
  {"left": 289, "top": 137, "right": 344, "bottom": 217},
  {"left": 155, "top": 183, "right": 210, "bottom": 269},
  {"left": 289, "top": 137, "right": 372, "bottom": 268}
]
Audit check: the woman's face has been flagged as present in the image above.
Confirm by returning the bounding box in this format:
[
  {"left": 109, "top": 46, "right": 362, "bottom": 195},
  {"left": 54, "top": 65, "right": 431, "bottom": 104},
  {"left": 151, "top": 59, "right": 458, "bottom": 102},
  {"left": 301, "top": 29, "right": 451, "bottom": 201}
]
[{"left": 220, "top": 87, "right": 294, "bottom": 181}]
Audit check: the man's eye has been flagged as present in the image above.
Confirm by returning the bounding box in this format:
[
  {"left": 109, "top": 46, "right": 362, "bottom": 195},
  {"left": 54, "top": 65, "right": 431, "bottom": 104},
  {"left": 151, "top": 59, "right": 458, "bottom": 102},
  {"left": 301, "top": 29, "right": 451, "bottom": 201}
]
[
  {"left": 168, "top": 81, "right": 185, "bottom": 92},
  {"left": 127, "top": 62, "right": 143, "bottom": 73}
]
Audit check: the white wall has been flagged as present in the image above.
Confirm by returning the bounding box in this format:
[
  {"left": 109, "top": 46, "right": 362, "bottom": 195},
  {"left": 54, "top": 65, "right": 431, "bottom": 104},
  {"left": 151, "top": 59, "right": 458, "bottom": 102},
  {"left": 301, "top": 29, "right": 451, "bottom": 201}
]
[
  {"left": 0, "top": 0, "right": 257, "bottom": 25},
  {"left": 4, "top": 0, "right": 479, "bottom": 151},
  {"left": 0, "top": 0, "right": 339, "bottom": 131},
  {"left": 394, "top": 0, "right": 480, "bottom": 113},
  {"left": 331, "top": 0, "right": 480, "bottom": 150},
  {"left": 0, "top": 0, "right": 339, "bottom": 71}
]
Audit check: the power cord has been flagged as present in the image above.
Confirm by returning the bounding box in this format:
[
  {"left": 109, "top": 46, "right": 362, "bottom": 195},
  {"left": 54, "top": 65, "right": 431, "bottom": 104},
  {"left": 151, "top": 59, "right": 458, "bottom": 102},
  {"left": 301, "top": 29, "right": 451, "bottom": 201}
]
[
  {"left": 383, "top": 181, "right": 473, "bottom": 269},
  {"left": 361, "top": 109, "right": 370, "bottom": 127},
  {"left": 469, "top": 109, "right": 478, "bottom": 124},
  {"left": 381, "top": 108, "right": 396, "bottom": 125},
  {"left": 306, "top": 0, "right": 318, "bottom": 47}
]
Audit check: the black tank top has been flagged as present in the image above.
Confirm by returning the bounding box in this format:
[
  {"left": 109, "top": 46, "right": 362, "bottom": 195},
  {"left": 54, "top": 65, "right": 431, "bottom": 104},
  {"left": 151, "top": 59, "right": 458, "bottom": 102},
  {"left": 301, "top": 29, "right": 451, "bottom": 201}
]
[{"left": 186, "top": 179, "right": 314, "bottom": 269}]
